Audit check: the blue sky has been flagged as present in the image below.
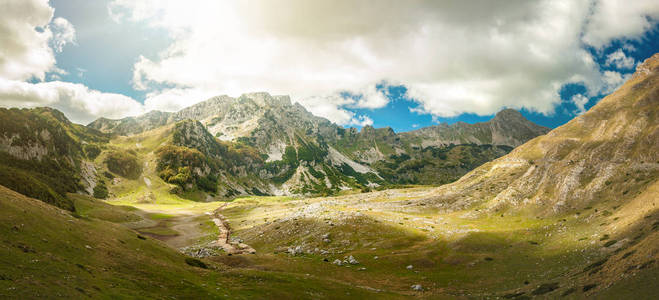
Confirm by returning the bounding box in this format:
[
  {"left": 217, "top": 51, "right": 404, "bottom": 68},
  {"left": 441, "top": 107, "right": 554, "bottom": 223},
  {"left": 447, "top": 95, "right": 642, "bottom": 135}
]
[
  {"left": 50, "top": 0, "right": 171, "bottom": 100},
  {"left": 2, "top": 1, "right": 658, "bottom": 129}
]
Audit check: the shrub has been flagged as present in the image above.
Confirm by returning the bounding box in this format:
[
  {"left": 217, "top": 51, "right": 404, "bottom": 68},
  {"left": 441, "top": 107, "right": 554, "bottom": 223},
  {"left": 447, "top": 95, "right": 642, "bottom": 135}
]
[
  {"left": 93, "top": 183, "right": 109, "bottom": 199},
  {"left": 185, "top": 257, "right": 207, "bottom": 269},
  {"left": 104, "top": 150, "right": 141, "bottom": 179},
  {"left": 83, "top": 144, "right": 102, "bottom": 159},
  {"left": 197, "top": 175, "right": 218, "bottom": 193}
]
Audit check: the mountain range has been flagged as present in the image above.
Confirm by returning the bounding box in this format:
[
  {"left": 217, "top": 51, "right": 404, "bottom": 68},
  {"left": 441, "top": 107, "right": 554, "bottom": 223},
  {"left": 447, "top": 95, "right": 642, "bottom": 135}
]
[
  {"left": 1, "top": 91, "right": 549, "bottom": 207},
  {"left": 87, "top": 93, "right": 548, "bottom": 199}
]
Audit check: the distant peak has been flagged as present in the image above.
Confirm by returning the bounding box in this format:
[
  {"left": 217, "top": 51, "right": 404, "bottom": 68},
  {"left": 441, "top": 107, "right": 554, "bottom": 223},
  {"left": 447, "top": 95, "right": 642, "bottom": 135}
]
[
  {"left": 241, "top": 91, "right": 272, "bottom": 98},
  {"left": 238, "top": 92, "right": 292, "bottom": 106},
  {"left": 493, "top": 108, "right": 523, "bottom": 121}
]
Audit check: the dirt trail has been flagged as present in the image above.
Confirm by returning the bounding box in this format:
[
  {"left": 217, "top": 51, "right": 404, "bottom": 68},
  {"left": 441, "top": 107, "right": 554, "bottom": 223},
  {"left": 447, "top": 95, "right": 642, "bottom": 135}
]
[
  {"left": 166, "top": 214, "right": 209, "bottom": 248},
  {"left": 121, "top": 201, "right": 254, "bottom": 255},
  {"left": 212, "top": 204, "right": 255, "bottom": 255}
]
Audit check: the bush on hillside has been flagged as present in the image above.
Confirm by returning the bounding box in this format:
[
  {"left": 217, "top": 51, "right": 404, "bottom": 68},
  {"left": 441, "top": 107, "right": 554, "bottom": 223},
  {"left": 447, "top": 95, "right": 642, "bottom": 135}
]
[
  {"left": 84, "top": 144, "right": 102, "bottom": 159},
  {"left": 104, "top": 150, "right": 142, "bottom": 179},
  {"left": 93, "top": 183, "right": 109, "bottom": 199}
]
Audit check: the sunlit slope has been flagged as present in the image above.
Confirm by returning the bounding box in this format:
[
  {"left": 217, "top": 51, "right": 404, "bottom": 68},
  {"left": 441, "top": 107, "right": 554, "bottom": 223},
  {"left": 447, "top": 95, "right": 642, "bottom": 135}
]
[
  {"left": 217, "top": 184, "right": 657, "bottom": 298},
  {"left": 0, "top": 186, "right": 404, "bottom": 299},
  {"left": 418, "top": 53, "right": 658, "bottom": 216}
]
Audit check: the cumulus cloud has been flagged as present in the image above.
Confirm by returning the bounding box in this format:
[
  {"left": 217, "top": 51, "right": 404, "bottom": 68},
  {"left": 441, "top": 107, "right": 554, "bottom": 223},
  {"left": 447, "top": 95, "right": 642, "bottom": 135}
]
[
  {"left": 298, "top": 94, "right": 367, "bottom": 126},
  {"left": 50, "top": 17, "right": 76, "bottom": 52},
  {"left": 142, "top": 88, "right": 216, "bottom": 112},
  {"left": 605, "top": 49, "right": 637, "bottom": 69},
  {"left": 570, "top": 94, "right": 590, "bottom": 114},
  {"left": 0, "top": 78, "right": 145, "bottom": 124},
  {"left": 2, "top": 0, "right": 657, "bottom": 127},
  {"left": 351, "top": 115, "right": 374, "bottom": 127},
  {"left": 0, "top": 0, "right": 56, "bottom": 81},
  {"left": 107, "top": 0, "right": 658, "bottom": 123},
  {"left": 582, "top": 0, "right": 659, "bottom": 49},
  {"left": 601, "top": 70, "right": 631, "bottom": 94}
]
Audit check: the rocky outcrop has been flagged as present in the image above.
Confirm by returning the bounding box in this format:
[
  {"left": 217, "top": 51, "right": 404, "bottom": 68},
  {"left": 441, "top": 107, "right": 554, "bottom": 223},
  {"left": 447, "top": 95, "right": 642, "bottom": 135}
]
[{"left": 401, "top": 108, "right": 550, "bottom": 148}]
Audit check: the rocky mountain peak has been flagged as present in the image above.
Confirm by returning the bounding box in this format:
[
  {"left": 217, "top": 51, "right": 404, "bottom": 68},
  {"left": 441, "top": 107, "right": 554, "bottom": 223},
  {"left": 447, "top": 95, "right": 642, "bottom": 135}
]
[
  {"left": 492, "top": 108, "right": 524, "bottom": 122},
  {"left": 238, "top": 92, "right": 293, "bottom": 108}
]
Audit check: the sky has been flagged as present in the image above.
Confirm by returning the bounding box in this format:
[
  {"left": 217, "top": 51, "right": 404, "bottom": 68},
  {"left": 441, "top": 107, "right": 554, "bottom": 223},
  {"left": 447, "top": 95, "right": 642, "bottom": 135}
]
[{"left": 1, "top": 0, "right": 658, "bottom": 132}]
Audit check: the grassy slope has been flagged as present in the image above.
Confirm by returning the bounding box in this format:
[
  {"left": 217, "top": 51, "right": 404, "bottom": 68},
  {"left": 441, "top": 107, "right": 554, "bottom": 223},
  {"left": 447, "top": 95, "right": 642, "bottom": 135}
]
[
  {"left": 0, "top": 186, "right": 402, "bottom": 299},
  {"left": 217, "top": 184, "right": 658, "bottom": 298}
]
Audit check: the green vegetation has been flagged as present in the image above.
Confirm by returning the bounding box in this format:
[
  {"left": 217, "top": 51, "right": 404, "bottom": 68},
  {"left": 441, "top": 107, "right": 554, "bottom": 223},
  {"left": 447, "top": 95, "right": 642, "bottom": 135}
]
[
  {"left": 155, "top": 145, "right": 218, "bottom": 192},
  {"left": 92, "top": 182, "right": 109, "bottom": 199},
  {"left": 104, "top": 149, "right": 142, "bottom": 179},
  {"left": 0, "top": 161, "right": 72, "bottom": 210},
  {"left": 185, "top": 257, "right": 208, "bottom": 269},
  {"left": 296, "top": 136, "right": 328, "bottom": 163},
  {"left": 373, "top": 144, "right": 512, "bottom": 185},
  {"left": 0, "top": 107, "right": 110, "bottom": 210},
  {"left": 83, "top": 143, "right": 102, "bottom": 159}
]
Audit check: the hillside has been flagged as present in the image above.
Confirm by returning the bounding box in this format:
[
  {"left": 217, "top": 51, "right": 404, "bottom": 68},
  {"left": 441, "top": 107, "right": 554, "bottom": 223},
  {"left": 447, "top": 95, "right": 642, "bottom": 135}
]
[
  {"left": 0, "top": 107, "right": 109, "bottom": 210},
  {"left": 419, "top": 54, "right": 659, "bottom": 216},
  {"left": 0, "top": 185, "right": 398, "bottom": 299}
]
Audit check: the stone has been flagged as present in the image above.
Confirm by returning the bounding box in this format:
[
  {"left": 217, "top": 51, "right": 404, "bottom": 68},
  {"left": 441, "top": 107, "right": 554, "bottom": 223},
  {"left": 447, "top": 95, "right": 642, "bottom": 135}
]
[{"left": 411, "top": 284, "right": 423, "bottom": 291}]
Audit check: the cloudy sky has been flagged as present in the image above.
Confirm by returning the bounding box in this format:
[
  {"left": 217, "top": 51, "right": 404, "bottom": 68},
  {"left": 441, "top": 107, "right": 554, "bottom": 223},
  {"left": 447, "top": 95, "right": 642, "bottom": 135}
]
[{"left": 1, "top": 0, "right": 658, "bottom": 131}]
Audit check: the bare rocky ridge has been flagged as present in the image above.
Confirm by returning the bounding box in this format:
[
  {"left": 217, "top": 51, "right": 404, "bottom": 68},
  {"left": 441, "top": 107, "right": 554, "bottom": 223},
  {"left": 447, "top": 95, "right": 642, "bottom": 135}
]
[{"left": 401, "top": 108, "right": 550, "bottom": 148}]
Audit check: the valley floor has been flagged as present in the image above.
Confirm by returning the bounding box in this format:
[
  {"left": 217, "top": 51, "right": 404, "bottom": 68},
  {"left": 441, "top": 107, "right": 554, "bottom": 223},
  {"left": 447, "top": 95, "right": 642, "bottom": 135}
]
[{"left": 96, "top": 183, "right": 658, "bottom": 299}]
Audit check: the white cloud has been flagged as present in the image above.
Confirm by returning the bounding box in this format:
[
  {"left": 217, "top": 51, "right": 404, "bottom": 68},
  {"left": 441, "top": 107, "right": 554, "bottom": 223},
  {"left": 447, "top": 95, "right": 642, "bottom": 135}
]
[
  {"left": 570, "top": 94, "right": 590, "bottom": 114},
  {"left": 107, "top": 0, "right": 658, "bottom": 122},
  {"left": 351, "top": 115, "right": 374, "bottom": 127},
  {"left": 582, "top": 0, "right": 659, "bottom": 49},
  {"left": 0, "top": 0, "right": 56, "bottom": 81},
  {"left": 351, "top": 85, "right": 389, "bottom": 109},
  {"left": 0, "top": 78, "right": 145, "bottom": 124},
  {"left": 50, "top": 17, "right": 76, "bottom": 52},
  {"left": 605, "top": 49, "right": 637, "bottom": 69},
  {"left": 297, "top": 94, "right": 364, "bottom": 126},
  {"left": 2, "top": 0, "right": 657, "bottom": 127},
  {"left": 601, "top": 70, "right": 631, "bottom": 94},
  {"left": 143, "top": 88, "right": 216, "bottom": 112}
]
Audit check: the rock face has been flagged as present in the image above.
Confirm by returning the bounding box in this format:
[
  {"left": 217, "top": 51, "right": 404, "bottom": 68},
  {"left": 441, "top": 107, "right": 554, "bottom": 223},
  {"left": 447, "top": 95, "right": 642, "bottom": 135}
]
[
  {"left": 86, "top": 92, "right": 549, "bottom": 195},
  {"left": 0, "top": 107, "right": 109, "bottom": 210},
  {"left": 401, "top": 108, "right": 550, "bottom": 148},
  {"left": 89, "top": 110, "right": 173, "bottom": 136},
  {"left": 421, "top": 53, "right": 659, "bottom": 215}
]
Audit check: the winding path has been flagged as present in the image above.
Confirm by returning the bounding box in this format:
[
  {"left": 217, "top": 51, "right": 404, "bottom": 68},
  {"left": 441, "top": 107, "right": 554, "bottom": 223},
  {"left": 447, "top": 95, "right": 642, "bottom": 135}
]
[{"left": 212, "top": 204, "right": 255, "bottom": 255}]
